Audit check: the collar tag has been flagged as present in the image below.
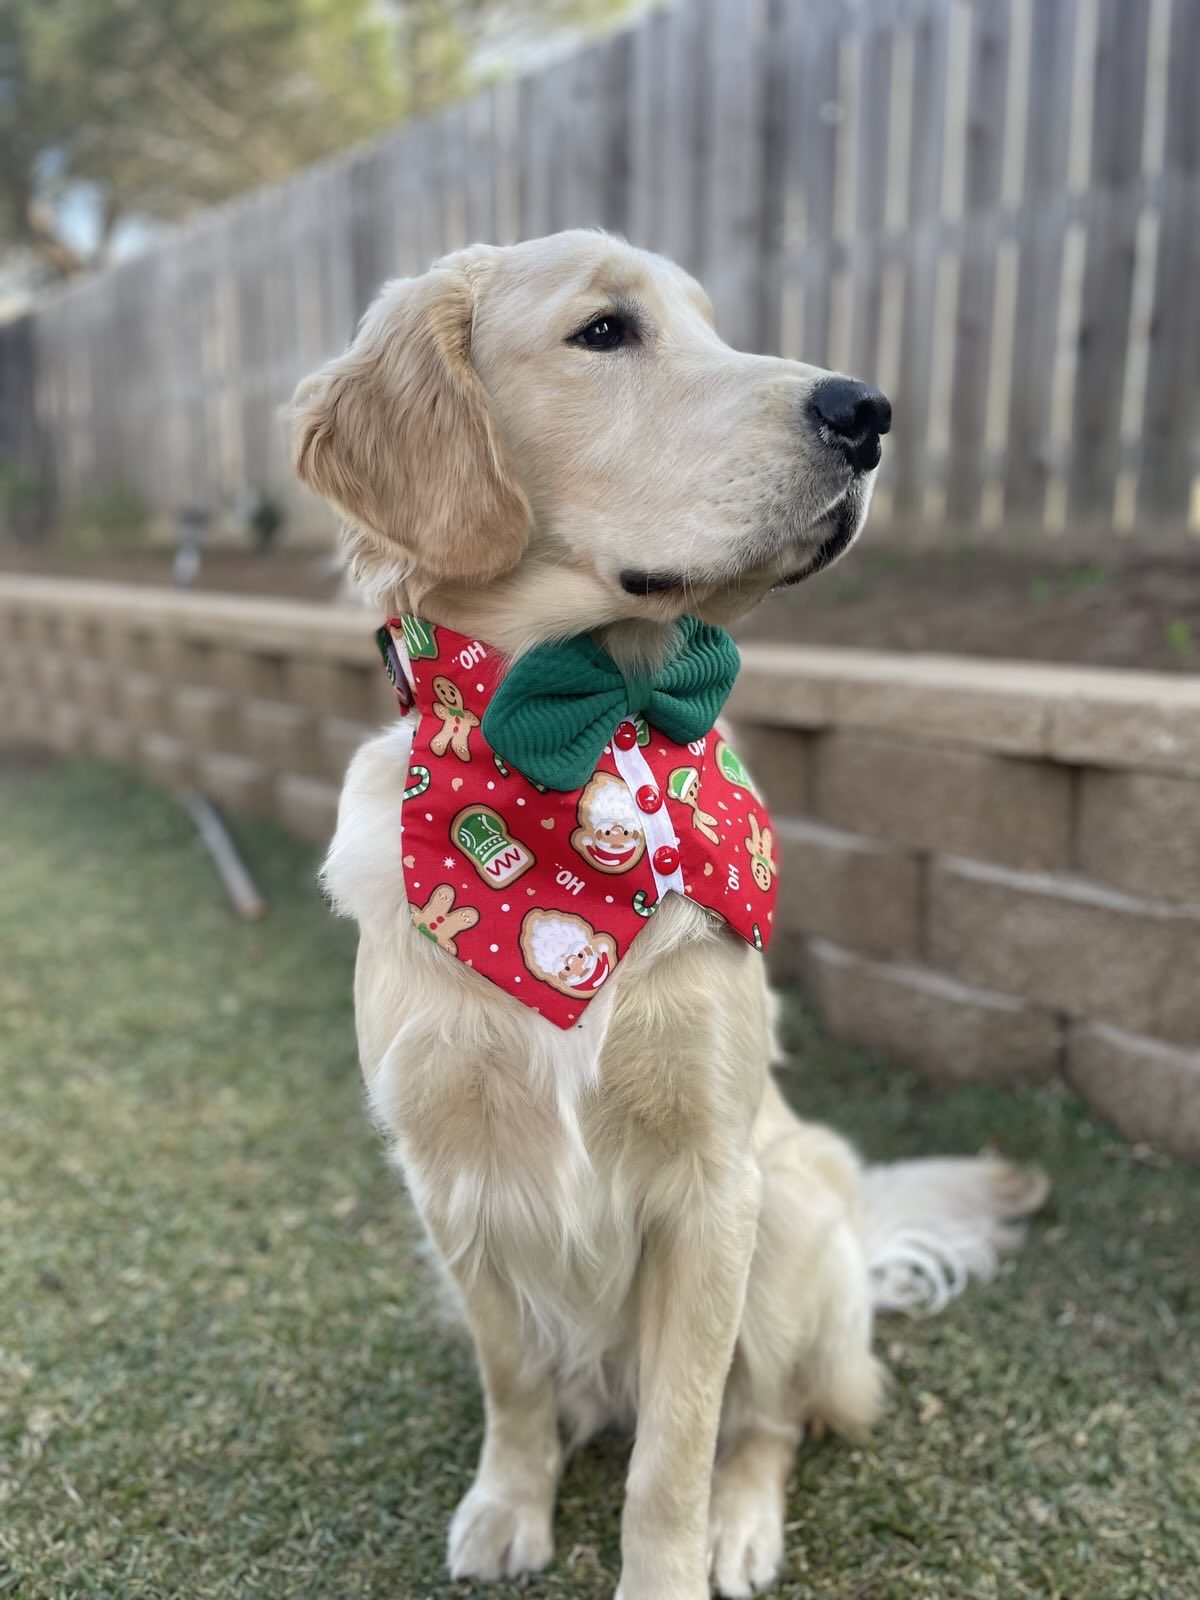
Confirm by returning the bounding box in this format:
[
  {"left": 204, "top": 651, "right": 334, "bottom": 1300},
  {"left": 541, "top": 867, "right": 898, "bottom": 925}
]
[{"left": 376, "top": 621, "right": 414, "bottom": 713}]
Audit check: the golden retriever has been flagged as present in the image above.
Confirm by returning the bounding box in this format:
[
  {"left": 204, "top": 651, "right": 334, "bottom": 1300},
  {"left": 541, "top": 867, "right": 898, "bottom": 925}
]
[{"left": 291, "top": 231, "right": 1046, "bottom": 1599}]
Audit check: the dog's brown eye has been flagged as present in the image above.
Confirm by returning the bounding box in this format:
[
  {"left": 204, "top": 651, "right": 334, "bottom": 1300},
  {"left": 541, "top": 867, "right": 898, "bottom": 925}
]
[{"left": 571, "top": 314, "right": 628, "bottom": 351}]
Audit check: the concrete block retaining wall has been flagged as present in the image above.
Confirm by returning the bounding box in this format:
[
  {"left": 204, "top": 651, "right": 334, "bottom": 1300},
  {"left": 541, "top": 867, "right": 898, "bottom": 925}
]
[{"left": 3, "top": 576, "right": 1198, "bottom": 1158}]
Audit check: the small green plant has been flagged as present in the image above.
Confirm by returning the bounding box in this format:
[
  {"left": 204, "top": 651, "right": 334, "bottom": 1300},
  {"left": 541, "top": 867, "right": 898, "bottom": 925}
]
[
  {"left": 1063, "top": 562, "right": 1110, "bottom": 593},
  {"left": 1165, "top": 619, "right": 1194, "bottom": 657},
  {"left": 247, "top": 492, "right": 285, "bottom": 554},
  {"left": 1028, "top": 564, "right": 1111, "bottom": 605},
  {"left": 62, "top": 481, "right": 150, "bottom": 553}
]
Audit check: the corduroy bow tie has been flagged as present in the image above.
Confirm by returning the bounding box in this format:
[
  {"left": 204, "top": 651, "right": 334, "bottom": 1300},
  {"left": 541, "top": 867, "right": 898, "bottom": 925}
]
[{"left": 479, "top": 616, "right": 741, "bottom": 791}]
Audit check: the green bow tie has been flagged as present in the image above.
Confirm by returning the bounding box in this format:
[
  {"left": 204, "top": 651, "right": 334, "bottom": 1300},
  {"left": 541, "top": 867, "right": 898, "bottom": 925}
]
[{"left": 481, "top": 617, "right": 740, "bottom": 791}]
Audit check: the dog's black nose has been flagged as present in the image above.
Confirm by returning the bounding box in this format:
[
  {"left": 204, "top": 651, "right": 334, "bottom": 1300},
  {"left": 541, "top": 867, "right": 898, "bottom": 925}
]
[{"left": 809, "top": 377, "right": 891, "bottom": 473}]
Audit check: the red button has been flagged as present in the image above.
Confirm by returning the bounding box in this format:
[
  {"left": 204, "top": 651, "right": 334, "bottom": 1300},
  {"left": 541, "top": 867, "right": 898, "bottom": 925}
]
[
  {"left": 652, "top": 845, "right": 680, "bottom": 875},
  {"left": 614, "top": 720, "right": 638, "bottom": 750},
  {"left": 636, "top": 785, "right": 662, "bottom": 813}
]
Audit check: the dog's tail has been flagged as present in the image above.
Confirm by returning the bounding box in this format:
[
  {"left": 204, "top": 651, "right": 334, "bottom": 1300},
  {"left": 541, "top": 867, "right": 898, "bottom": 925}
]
[{"left": 861, "top": 1155, "right": 1050, "bottom": 1317}]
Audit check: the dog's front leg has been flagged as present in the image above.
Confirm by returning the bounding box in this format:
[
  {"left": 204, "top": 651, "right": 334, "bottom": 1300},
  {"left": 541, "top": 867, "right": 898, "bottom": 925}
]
[
  {"left": 444, "top": 1264, "right": 561, "bottom": 1582},
  {"left": 618, "top": 1159, "right": 762, "bottom": 1600}
]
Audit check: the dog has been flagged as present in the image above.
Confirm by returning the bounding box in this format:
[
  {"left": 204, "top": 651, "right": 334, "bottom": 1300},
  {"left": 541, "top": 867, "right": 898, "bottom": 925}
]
[{"left": 291, "top": 231, "right": 1047, "bottom": 1600}]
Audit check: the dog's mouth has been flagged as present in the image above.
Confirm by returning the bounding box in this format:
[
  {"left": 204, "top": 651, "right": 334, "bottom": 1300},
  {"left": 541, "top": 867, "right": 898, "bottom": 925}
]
[
  {"left": 619, "top": 569, "right": 682, "bottom": 597},
  {"left": 772, "top": 506, "right": 864, "bottom": 589},
  {"left": 618, "top": 489, "right": 868, "bottom": 603}
]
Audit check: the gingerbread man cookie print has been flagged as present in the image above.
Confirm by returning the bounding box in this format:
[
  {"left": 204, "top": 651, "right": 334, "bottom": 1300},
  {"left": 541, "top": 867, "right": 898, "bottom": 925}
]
[
  {"left": 429, "top": 676, "right": 479, "bottom": 762},
  {"left": 412, "top": 884, "right": 480, "bottom": 954},
  {"left": 744, "top": 814, "right": 778, "bottom": 894},
  {"left": 666, "top": 765, "right": 720, "bottom": 845}
]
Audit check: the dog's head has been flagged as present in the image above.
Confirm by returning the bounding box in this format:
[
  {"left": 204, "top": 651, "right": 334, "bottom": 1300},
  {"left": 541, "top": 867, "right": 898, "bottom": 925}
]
[{"left": 292, "top": 231, "right": 889, "bottom": 650}]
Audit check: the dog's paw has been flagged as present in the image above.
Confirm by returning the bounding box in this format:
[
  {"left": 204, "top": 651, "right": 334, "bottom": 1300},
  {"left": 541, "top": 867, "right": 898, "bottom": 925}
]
[
  {"left": 707, "top": 1477, "right": 784, "bottom": 1597},
  {"left": 448, "top": 1482, "right": 554, "bottom": 1581}
]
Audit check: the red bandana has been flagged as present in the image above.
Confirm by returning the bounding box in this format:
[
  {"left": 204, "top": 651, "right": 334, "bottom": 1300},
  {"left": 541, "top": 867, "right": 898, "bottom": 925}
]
[{"left": 379, "top": 616, "right": 778, "bottom": 1030}]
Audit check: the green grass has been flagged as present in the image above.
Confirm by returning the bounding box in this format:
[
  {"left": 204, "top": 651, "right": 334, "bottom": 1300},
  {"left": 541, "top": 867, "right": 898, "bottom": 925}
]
[{"left": 1, "top": 761, "right": 1196, "bottom": 1600}]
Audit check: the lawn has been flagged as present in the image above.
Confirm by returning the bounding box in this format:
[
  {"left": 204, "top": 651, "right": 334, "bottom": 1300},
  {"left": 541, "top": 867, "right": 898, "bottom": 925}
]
[{"left": 1, "top": 760, "right": 1196, "bottom": 1600}]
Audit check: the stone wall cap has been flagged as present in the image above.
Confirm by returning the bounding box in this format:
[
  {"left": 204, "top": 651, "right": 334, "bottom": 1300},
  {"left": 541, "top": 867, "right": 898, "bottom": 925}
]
[{"left": 5, "top": 577, "right": 1200, "bottom": 773}]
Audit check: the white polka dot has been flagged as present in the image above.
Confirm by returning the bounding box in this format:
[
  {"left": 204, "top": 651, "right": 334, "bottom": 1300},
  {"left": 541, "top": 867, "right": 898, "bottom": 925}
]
[
  {"left": 605, "top": 895, "right": 614, "bottom": 903},
  {"left": 413, "top": 881, "right": 421, "bottom": 888},
  {"left": 487, "top": 781, "right": 495, "bottom": 790},
  {"left": 489, "top": 943, "right": 499, "bottom": 952},
  {"left": 516, "top": 796, "right": 526, "bottom": 805},
  {"left": 500, "top": 902, "right": 510, "bottom": 911},
  {"left": 515, "top": 975, "right": 521, "bottom": 982},
  {"left": 746, "top": 901, "right": 752, "bottom": 911},
  {"left": 733, "top": 791, "right": 741, "bottom": 800},
  {"left": 567, "top": 1014, "right": 575, "bottom": 1021},
  {"left": 476, "top": 682, "right": 485, "bottom": 692},
  {"left": 424, "top": 812, "right": 433, "bottom": 821}
]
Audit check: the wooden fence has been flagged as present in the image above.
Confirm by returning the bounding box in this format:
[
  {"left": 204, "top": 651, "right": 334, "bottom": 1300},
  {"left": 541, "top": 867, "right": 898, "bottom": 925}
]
[{"left": 2, "top": 0, "right": 1199, "bottom": 543}]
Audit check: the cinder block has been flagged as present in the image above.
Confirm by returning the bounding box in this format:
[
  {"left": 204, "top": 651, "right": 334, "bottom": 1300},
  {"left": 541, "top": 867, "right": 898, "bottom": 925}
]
[
  {"left": 1078, "top": 769, "right": 1200, "bottom": 904},
  {"left": 287, "top": 658, "right": 375, "bottom": 721},
  {"left": 240, "top": 698, "right": 319, "bottom": 774},
  {"left": 148, "top": 634, "right": 192, "bottom": 681},
  {"left": 729, "top": 647, "right": 1055, "bottom": 751},
  {"left": 79, "top": 662, "right": 116, "bottom": 716},
  {"left": 140, "top": 731, "right": 192, "bottom": 792},
  {"left": 1050, "top": 677, "right": 1200, "bottom": 777},
  {"left": 32, "top": 654, "right": 69, "bottom": 698},
  {"left": 3, "top": 609, "right": 31, "bottom": 647},
  {"left": 2, "top": 693, "right": 43, "bottom": 745},
  {"left": 117, "top": 672, "right": 166, "bottom": 729},
  {"left": 92, "top": 718, "right": 137, "bottom": 767},
  {"left": 277, "top": 774, "right": 339, "bottom": 846},
  {"left": 106, "top": 630, "right": 154, "bottom": 673},
  {"left": 724, "top": 724, "right": 813, "bottom": 814},
  {"left": 776, "top": 818, "right": 921, "bottom": 960},
  {"left": 929, "top": 856, "right": 1200, "bottom": 1047},
  {"left": 802, "top": 939, "right": 1061, "bottom": 1085},
  {"left": 174, "top": 684, "right": 235, "bottom": 749},
  {"left": 195, "top": 751, "right": 274, "bottom": 815},
  {"left": 210, "top": 648, "right": 288, "bottom": 700},
  {"left": 45, "top": 702, "right": 88, "bottom": 755},
  {"left": 813, "top": 731, "right": 1072, "bottom": 870},
  {"left": 319, "top": 717, "right": 371, "bottom": 783},
  {"left": 1066, "top": 1020, "right": 1200, "bottom": 1159}
]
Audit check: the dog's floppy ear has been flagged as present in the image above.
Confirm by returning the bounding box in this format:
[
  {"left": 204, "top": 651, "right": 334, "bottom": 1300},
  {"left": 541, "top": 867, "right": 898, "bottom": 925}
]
[{"left": 291, "top": 265, "right": 529, "bottom": 583}]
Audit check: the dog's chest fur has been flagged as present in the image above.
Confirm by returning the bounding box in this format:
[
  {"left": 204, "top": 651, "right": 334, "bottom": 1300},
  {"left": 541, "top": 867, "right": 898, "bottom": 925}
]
[{"left": 324, "top": 721, "right": 772, "bottom": 1400}]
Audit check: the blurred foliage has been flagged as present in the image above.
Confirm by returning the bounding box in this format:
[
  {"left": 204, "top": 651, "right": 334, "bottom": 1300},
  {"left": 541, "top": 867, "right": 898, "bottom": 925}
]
[
  {"left": 0, "top": 461, "right": 43, "bottom": 540},
  {"left": 0, "top": 0, "right": 631, "bottom": 282}
]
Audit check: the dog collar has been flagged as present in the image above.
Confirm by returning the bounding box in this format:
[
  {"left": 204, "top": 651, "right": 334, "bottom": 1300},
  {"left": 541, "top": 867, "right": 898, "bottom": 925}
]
[{"left": 378, "top": 615, "right": 778, "bottom": 1030}]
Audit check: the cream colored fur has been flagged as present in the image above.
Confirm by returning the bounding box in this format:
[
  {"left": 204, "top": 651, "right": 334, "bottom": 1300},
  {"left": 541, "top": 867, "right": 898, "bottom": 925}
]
[{"left": 296, "top": 232, "right": 1048, "bottom": 1599}]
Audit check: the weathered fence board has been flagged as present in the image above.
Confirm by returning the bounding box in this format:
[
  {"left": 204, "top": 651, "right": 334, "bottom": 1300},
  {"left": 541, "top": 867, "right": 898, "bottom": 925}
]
[{"left": 2, "top": 0, "right": 1198, "bottom": 543}]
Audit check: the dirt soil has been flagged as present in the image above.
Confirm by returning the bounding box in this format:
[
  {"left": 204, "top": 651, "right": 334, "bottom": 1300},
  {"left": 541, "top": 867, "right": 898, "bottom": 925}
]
[{"left": 5, "top": 541, "right": 1200, "bottom": 673}]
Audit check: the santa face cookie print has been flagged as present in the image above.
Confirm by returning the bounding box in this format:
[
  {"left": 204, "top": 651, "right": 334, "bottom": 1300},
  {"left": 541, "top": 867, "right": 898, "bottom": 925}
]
[
  {"left": 520, "top": 909, "right": 617, "bottom": 998},
  {"left": 570, "top": 771, "right": 646, "bottom": 875}
]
